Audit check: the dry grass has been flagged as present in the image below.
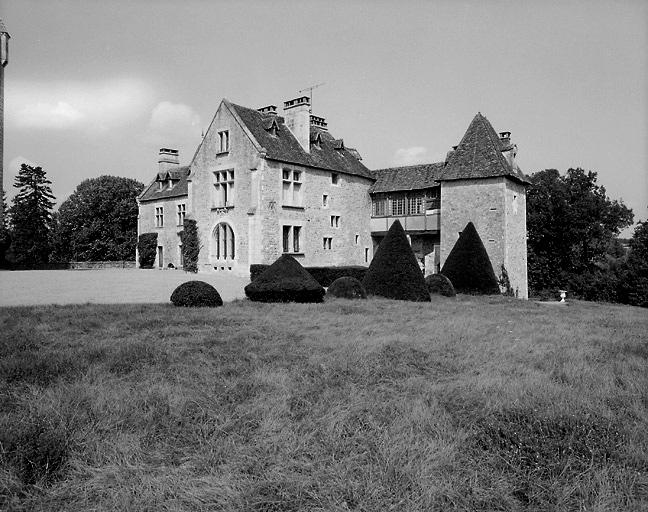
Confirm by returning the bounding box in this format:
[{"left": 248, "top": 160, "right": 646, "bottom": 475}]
[{"left": 0, "top": 297, "right": 647, "bottom": 511}]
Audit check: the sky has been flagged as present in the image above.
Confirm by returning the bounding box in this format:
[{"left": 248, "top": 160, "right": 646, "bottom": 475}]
[{"left": 2, "top": 0, "right": 647, "bottom": 234}]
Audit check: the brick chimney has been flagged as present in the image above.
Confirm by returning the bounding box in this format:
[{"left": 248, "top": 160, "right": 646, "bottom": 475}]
[
  {"left": 158, "top": 148, "right": 179, "bottom": 172},
  {"left": 283, "top": 96, "right": 310, "bottom": 152}
]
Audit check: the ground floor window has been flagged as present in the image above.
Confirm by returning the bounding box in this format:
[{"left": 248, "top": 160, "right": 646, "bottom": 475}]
[
  {"left": 214, "top": 222, "right": 235, "bottom": 259},
  {"left": 283, "top": 225, "right": 301, "bottom": 253}
]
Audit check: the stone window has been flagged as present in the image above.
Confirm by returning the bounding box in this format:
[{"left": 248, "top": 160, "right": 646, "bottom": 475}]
[
  {"left": 365, "top": 248, "right": 369, "bottom": 263},
  {"left": 355, "top": 234, "right": 359, "bottom": 245},
  {"left": 214, "top": 222, "right": 235, "bottom": 260},
  {"left": 282, "top": 169, "right": 303, "bottom": 206},
  {"left": 331, "top": 172, "right": 339, "bottom": 185},
  {"left": 323, "top": 237, "right": 332, "bottom": 250},
  {"left": 213, "top": 169, "right": 235, "bottom": 207},
  {"left": 330, "top": 215, "right": 340, "bottom": 228},
  {"left": 322, "top": 194, "right": 329, "bottom": 208},
  {"left": 177, "top": 203, "right": 186, "bottom": 226},
  {"left": 283, "top": 225, "right": 302, "bottom": 253},
  {"left": 155, "top": 206, "right": 164, "bottom": 227},
  {"left": 218, "top": 130, "right": 230, "bottom": 153},
  {"left": 179, "top": 243, "right": 184, "bottom": 267}
]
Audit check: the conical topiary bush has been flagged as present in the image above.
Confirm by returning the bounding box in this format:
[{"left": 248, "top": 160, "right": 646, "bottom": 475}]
[
  {"left": 440, "top": 222, "right": 500, "bottom": 295},
  {"left": 362, "top": 220, "right": 430, "bottom": 301},
  {"left": 245, "top": 254, "right": 325, "bottom": 303}
]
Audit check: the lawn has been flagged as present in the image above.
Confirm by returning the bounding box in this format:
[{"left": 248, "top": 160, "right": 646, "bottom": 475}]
[{"left": 0, "top": 296, "right": 647, "bottom": 511}]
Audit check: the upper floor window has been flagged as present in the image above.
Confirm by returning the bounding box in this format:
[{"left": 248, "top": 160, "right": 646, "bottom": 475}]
[
  {"left": 408, "top": 193, "right": 424, "bottom": 215},
  {"left": 322, "top": 194, "right": 329, "bottom": 208},
  {"left": 177, "top": 203, "right": 186, "bottom": 226},
  {"left": 330, "top": 215, "right": 340, "bottom": 228},
  {"left": 213, "top": 169, "right": 235, "bottom": 207},
  {"left": 218, "top": 130, "right": 230, "bottom": 153},
  {"left": 391, "top": 194, "right": 406, "bottom": 216},
  {"left": 282, "top": 169, "right": 303, "bottom": 206},
  {"left": 155, "top": 206, "right": 164, "bottom": 227},
  {"left": 372, "top": 194, "right": 388, "bottom": 216},
  {"left": 282, "top": 225, "right": 302, "bottom": 253},
  {"left": 331, "top": 172, "right": 340, "bottom": 186}
]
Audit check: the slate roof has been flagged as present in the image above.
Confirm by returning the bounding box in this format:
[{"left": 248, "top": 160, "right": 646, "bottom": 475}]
[
  {"left": 370, "top": 163, "right": 445, "bottom": 193},
  {"left": 439, "top": 113, "right": 530, "bottom": 184},
  {"left": 228, "top": 102, "right": 374, "bottom": 180},
  {"left": 139, "top": 166, "right": 190, "bottom": 202}
]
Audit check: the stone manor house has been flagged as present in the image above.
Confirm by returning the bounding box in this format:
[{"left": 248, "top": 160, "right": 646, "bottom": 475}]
[{"left": 138, "top": 96, "right": 530, "bottom": 298}]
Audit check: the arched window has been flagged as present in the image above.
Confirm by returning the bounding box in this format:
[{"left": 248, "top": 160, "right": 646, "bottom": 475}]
[{"left": 214, "top": 223, "right": 235, "bottom": 260}]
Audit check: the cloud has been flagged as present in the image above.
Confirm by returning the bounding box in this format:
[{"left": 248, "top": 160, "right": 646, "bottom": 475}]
[
  {"left": 6, "top": 78, "right": 154, "bottom": 132},
  {"left": 144, "top": 101, "right": 201, "bottom": 151},
  {"left": 393, "top": 146, "right": 429, "bottom": 166}
]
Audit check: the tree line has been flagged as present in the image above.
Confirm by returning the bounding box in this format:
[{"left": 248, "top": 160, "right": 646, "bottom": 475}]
[{"left": 1, "top": 163, "right": 646, "bottom": 306}]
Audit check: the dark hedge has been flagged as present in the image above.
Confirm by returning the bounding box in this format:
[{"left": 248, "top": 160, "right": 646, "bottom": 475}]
[
  {"left": 250, "top": 264, "right": 368, "bottom": 286},
  {"left": 137, "top": 232, "right": 157, "bottom": 268},
  {"left": 425, "top": 273, "right": 456, "bottom": 297},
  {"left": 441, "top": 222, "right": 500, "bottom": 295},
  {"left": 362, "top": 220, "right": 430, "bottom": 302},
  {"left": 326, "top": 276, "right": 367, "bottom": 299},
  {"left": 245, "top": 254, "right": 325, "bottom": 303},
  {"left": 170, "top": 281, "right": 223, "bottom": 307},
  {"left": 180, "top": 219, "right": 200, "bottom": 273}
]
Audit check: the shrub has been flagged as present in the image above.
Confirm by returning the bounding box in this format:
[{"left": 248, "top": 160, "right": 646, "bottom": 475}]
[
  {"left": 425, "top": 273, "right": 456, "bottom": 297},
  {"left": 0, "top": 413, "right": 70, "bottom": 484},
  {"left": 170, "top": 281, "right": 223, "bottom": 307},
  {"left": 441, "top": 222, "right": 500, "bottom": 295},
  {"left": 362, "top": 220, "right": 430, "bottom": 301},
  {"left": 137, "top": 232, "right": 157, "bottom": 268},
  {"left": 180, "top": 219, "right": 200, "bottom": 273},
  {"left": 245, "top": 254, "right": 325, "bottom": 303},
  {"left": 327, "top": 276, "right": 367, "bottom": 299},
  {"left": 250, "top": 264, "right": 368, "bottom": 286}
]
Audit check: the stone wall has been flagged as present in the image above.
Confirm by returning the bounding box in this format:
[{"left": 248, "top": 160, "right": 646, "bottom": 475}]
[
  {"left": 138, "top": 195, "right": 187, "bottom": 269},
  {"left": 503, "top": 179, "right": 528, "bottom": 298}
]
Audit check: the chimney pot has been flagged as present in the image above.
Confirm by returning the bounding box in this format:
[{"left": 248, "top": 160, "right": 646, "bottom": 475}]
[
  {"left": 258, "top": 105, "right": 277, "bottom": 115},
  {"left": 310, "top": 115, "right": 328, "bottom": 130},
  {"left": 499, "top": 131, "right": 511, "bottom": 139}
]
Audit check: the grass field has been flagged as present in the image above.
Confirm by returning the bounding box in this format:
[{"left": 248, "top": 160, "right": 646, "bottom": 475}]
[{"left": 1, "top": 296, "right": 647, "bottom": 511}]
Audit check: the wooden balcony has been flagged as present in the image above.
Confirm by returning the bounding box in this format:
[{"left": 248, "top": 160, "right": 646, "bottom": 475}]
[{"left": 370, "top": 211, "right": 440, "bottom": 234}]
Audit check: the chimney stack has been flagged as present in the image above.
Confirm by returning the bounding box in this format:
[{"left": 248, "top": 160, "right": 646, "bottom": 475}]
[
  {"left": 258, "top": 105, "right": 277, "bottom": 116},
  {"left": 283, "top": 96, "right": 310, "bottom": 152},
  {"left": 498, "top": 132, "right": 518, "bottom": 169},
  {"left": 158, "top": 148, "right": 179, "bottom": 172},
  {"left": 310, "top": 115, "right": 328, "bottom": 130}
]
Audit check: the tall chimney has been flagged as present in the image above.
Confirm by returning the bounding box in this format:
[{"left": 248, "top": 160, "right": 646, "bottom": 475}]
[
  {"left": 499, "top": 132, "right": 518, "bottom": 170},
  {"left": 158, "top": 148, "right": 179, "bottom": 172},
  {"left": 283, "top": 96, "right": 310, "bottom": 152}
]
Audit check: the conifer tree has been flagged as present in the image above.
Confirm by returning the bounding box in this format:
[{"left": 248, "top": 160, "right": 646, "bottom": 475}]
[
  {"left": 8, "top": 164, "right": 56, "bottom": 265},
  {"left": 362, "top": 220, "right": 430, "bottom": 301}
]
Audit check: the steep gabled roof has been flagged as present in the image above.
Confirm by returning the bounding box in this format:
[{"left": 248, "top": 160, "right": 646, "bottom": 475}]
[
  {"left": 228, "top": 102, "right": 374, "bottom": 180},
  {"left": 370, "top": 163, "right": 445, "bottom": 193},
  {"left": 439, "top": 113, "right": 529, "bottom": 184},
  {"left": 139, "top": 166, "right": 190, "bottom": 202}
]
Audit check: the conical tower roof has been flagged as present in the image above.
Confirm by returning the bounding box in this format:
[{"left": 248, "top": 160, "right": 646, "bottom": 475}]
[{"left": 439, "top": 113, "right": 529, "bottom": 184}]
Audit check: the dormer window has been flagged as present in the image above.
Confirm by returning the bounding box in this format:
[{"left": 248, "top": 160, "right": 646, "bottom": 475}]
[
  {"left": 168, "top": 179, "right": 174, "bottom": 190},
  {"left": 218, "top": 130, "right": 230, "bottom": 153},
  {"left": 266, "top": 119, "right": 279, "bottom": 137},
  {"left": 158, "top": 181, "right": 164, "bottom": 190}
]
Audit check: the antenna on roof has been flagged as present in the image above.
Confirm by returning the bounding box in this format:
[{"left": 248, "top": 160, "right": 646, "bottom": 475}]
[{"left": 299, "top": 82, "right": 325, "bottom": 113}]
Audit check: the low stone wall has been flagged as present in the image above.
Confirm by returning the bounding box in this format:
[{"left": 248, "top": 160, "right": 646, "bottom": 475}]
[{"left": 69, "top": 261, "right": 136, "bottom": 270}]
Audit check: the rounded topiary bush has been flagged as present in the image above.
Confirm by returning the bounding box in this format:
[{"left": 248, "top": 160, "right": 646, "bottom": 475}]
[
  {"left": 245, "top": 254, "right": 325, "bottom": 303},
  {"left": 327, "top": 276, "right": 367, "bottom": 299},
  {"left": 362, "top": 220, "right": 430, "bottom": 302},
  {"left": 425, "top": 273, "right": 456, "bottom": 297},
  {"left": 170, "top": 281, "right": 223, "bottom": 307}
]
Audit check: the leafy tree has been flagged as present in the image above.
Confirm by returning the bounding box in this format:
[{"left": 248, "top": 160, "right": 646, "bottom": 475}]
[
  {"left": 0, "top": 190, "right": 10, "bottom": 266},
  {"left": 618, "top": 221, "right": 648, "bottom": 307},
  {"left": 8, "top": 164, "right": 56, "bottom": 265},
  {"left": 50, "top": 175, "right": 144, "bottom": 261},
  {"left": 137, "top": 233, "right": 158, "bottom": 268},
  {"left": 180, "top": 219, "right": 200, "bottom": 273},
  {"left": 527, "top": 168, "right": 633, "bottom": 295}
]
